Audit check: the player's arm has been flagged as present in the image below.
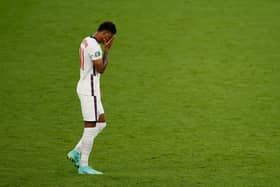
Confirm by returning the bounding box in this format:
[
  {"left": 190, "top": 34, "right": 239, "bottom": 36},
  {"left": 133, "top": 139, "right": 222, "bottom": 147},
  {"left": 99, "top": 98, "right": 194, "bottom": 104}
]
[
  {"left": 92, "top": 51, "right": 109, "bottom": 73},
  {"left": 92, "top": 59, "right": 105, "bottom": 73},
  {"left": 92, "top": 37, "right": 115, "bottom": 74}
]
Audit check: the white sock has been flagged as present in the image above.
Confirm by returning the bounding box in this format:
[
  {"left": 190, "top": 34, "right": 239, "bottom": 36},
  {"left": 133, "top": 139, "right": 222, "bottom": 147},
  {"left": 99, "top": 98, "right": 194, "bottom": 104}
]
[
  {"left": 74, "top": 138, "right": 83, "bottom": 153},
  {"left": 96, "top": 122, "right": 107, "bottom": 135},
  {"left": 74, "top": 123, "right": 106, "bottom": 152},
  {"left": 80, "top": 127, "right": 99, "bottom": 167}
]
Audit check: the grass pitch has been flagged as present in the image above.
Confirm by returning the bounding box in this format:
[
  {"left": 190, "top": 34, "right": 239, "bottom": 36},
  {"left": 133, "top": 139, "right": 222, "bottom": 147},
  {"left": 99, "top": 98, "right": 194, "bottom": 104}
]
[{"left": 0, "top": 0, "right": 280, "bottom": 186}]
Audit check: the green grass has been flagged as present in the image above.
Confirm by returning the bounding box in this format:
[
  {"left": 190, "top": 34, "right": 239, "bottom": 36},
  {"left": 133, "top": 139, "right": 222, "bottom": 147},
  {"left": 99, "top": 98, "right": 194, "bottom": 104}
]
[{"left": 1, "top": 0, "right": 280, "bottom": 186}]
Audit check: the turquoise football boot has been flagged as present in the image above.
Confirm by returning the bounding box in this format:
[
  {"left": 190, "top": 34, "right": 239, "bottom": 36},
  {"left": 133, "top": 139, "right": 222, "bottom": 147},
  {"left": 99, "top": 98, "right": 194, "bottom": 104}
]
[
  {"left": 67, "top": 150, "right": 80, "bottom": 168},
  {"left": 78, "top": 166, "right": 103, "bottom": 175}
]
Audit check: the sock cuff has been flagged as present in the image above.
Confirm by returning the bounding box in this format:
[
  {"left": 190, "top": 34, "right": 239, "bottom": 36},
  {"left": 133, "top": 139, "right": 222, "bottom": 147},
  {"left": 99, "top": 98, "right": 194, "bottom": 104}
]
[
  {"left": 96, "top": 122, "right": 107, "bottom": 134},
  {"left": 84, "top": 127, "right": 99, "bottom": 137},
  {"left": 97, "top": 122, "right": 106, "bottom": 125}
]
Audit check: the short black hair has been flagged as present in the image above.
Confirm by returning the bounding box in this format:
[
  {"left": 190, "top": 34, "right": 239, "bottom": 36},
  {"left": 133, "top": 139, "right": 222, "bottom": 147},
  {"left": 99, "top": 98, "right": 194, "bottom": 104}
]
[{"left": 97, "top": 21, "right": 117, "bottom": 34}]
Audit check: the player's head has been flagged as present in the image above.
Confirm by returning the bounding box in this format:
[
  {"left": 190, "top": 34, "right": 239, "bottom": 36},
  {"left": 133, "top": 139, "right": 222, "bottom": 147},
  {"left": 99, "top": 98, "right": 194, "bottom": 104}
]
[{"left": 97, "top": 21, "right": 117, "bottom": 44}]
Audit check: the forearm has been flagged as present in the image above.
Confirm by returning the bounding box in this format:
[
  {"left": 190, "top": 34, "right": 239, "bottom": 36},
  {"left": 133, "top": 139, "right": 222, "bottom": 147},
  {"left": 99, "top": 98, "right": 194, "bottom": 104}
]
[{"left": 102, "top": 51, "right": 109, "bottom": 72}]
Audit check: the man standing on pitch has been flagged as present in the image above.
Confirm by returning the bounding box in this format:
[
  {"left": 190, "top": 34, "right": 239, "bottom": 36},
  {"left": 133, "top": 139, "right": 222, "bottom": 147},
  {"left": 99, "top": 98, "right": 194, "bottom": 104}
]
[{"left": 67, "top": 21, "right": 117, "bottom": 174}]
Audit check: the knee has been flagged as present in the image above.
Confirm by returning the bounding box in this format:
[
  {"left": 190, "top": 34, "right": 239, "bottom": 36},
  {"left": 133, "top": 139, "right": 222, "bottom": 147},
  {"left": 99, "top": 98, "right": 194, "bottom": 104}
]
[
  {"left": 98, "top": 114, "right": 106, "bottom": 122},
  {"left": 97, "top": 114, "right": 106, "bottom": 133}
]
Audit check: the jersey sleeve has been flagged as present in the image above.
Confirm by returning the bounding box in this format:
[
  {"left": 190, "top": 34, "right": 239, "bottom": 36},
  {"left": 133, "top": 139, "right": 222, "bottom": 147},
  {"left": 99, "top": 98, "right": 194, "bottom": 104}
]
[{"left": 88, "top": 43, "right": 103, "bottom": 61}]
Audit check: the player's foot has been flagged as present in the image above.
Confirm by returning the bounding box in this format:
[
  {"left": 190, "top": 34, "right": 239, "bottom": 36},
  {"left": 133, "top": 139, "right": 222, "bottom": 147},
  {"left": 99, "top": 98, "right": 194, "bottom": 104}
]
[
  {"left": 67, "top": 150, "right": 80, "bottom": 168},
  {"left": 78, "top": 166, "right": 103, "bottom": 175}
]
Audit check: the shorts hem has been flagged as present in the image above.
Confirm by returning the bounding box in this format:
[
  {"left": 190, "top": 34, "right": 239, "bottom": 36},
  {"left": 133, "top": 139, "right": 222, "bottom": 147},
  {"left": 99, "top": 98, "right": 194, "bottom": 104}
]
[{"left": 84, "top": 120, "right": 97, "bottom": 123}]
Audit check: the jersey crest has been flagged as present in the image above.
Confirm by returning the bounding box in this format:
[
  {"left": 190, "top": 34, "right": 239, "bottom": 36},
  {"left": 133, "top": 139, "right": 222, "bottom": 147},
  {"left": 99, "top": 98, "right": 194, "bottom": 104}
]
[{"left": 94, "top": 51, "right": 101, "bottom": 57}]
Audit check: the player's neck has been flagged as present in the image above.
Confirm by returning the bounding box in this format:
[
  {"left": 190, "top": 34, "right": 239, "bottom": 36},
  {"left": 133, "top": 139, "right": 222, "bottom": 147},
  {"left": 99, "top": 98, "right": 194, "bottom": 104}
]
[{"left": 91, "top": 33, "right": 102, "bottom": 43}]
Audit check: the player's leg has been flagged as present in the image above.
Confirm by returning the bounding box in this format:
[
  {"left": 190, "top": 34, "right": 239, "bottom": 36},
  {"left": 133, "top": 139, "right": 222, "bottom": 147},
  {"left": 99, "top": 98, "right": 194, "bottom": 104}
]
[
  {"left": 78, "top": 120, "right": 103, "bottom": 174},
  {"left": 77, "top": 95, "right": 104, "bottom": 174},
  {"left": 78, "top": 99, "right": 106, "bottom": 174},
  {"left": 73, "top": 114, "right": 105, "bottom": 152},
  {"left": 78, "top": 121, "right": 103, "bottom": 174},
  {"left": 73, "top": 120, "right": 100, "bottom": 154},
  {"left": 96, "top": 99, "right": 107, "bottom": 134},
  {"left": 79, "top": 114, "right": 106, "bottom": 168},
  {"left": 68, "top": 95, "right": 98, "bottom": 170},
  {"left": 96, "top": 113, "right": 106, "bottom": 134},
  {"left": 79, "top": 121, "right": 98, "bottom": 168},
  {"left": 80, "top": 102, "right": 106, "bottom": 166}
]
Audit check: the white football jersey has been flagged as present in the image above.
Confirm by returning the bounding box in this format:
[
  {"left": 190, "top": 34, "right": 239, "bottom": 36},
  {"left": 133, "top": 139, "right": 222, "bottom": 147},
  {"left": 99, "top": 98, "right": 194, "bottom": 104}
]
[{"left": 76, "top": 36, "right": 103, "bottom": 97}]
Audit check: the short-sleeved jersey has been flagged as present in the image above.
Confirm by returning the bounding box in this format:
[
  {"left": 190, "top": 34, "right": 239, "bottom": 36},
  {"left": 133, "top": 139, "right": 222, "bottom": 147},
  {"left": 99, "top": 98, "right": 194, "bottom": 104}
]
[{"left": 76, "top": 36, "right": 103, "bottom": 97}]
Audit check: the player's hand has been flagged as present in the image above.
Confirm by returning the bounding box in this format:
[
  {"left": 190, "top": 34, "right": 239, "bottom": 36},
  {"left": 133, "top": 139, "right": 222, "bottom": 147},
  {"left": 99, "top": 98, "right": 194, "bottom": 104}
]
[{"left": 104, "top": 36, "right": 115, "bottom": 52}]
